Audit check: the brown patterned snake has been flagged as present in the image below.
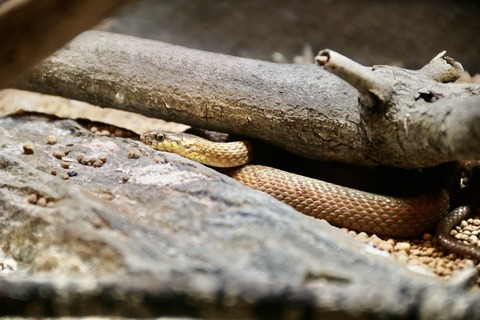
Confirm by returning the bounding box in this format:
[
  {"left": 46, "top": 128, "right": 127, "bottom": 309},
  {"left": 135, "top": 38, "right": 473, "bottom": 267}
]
[{"left": 140, "top": 130, "right": 480, "bottom": 258}]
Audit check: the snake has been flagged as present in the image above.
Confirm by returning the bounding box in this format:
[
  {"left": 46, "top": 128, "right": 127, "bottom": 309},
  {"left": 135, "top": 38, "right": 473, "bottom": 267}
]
[{"left": 140, "top": 130, "right": 480, "bottom": 258}]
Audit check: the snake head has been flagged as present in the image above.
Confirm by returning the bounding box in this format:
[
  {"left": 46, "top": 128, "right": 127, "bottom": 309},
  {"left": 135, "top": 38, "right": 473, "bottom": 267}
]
[{"left": 140, "top": 130, "right": 185, "bottom": 151}]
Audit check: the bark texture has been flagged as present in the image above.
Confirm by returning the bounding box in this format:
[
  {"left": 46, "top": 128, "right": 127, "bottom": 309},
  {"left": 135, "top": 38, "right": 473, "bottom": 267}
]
[{"left": 15, "top": 31, "right": 480, "bottom": 168}]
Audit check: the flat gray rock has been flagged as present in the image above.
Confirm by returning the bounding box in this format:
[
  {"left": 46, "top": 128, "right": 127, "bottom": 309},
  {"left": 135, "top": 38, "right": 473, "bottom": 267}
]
[{"left": 0, "top": 113, "right": 479, "bottom": 319}]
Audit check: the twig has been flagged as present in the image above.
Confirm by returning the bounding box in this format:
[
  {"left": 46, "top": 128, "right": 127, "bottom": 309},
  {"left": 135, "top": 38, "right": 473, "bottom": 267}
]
[{"left": 315, "top": 49, "right": 393, "bottom": 108}]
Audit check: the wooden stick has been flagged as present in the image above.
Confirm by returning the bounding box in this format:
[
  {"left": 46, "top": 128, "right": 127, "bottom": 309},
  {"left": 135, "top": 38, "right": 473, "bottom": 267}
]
[{"left": 316, "top": 49, "right": 393, "bottom": 108}]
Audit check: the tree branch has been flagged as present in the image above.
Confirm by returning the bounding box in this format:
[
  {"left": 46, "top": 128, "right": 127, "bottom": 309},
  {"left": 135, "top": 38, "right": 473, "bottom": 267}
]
[{"left": 14, "top": 31, "right": 480, "bottom": 168}]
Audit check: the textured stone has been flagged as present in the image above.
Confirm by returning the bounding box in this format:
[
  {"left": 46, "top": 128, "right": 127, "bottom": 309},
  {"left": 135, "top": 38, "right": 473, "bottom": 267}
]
[{"left": 0, "top": 114, "right": 480, "bottom": 319}]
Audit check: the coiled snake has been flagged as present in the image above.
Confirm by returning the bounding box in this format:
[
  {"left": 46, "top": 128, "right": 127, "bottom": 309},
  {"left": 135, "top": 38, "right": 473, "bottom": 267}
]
[{"left": 140, "top": 130, "right": 480, "bottom": 259}]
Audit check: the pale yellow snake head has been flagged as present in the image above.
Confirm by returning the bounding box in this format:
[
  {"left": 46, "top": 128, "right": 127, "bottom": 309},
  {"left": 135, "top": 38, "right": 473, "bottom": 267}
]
[{"left": 140, "top": 130, "right": 192, "bottom": 153}]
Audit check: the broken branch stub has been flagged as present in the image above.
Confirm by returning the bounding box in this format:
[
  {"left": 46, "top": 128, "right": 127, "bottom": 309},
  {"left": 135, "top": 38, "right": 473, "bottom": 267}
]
[
  {"left": 315, "top": 49, "right": 393, "bottom": 109},
  {"left": 418, "top": 51, "right": 464, "bottom": 83},
  {"left": 15, "top": 31, "right": 480, "bottom": 168}
]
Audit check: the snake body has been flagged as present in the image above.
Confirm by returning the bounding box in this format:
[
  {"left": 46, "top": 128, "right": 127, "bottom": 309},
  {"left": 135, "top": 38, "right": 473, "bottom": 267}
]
[
  {"left": 140, "top": 130, "right": 453, "bottom": 238},
  {"left": 228, "top": 165, "right": 449, "bottom": 237}
]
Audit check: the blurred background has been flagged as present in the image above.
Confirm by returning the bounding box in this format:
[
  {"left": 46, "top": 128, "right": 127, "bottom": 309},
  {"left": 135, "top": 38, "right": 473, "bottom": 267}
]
[{"left": 106, "top": 0, "right": 480, "bottom": 72}]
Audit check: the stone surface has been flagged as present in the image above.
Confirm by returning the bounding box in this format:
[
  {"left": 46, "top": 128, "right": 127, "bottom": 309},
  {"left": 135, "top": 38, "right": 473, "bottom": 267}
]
[
  {"left": 1, "top": 113, "right": 480, "bottom": 318},
  {"left": 0, "top": 114, "right": 383, "bottom": 281}
]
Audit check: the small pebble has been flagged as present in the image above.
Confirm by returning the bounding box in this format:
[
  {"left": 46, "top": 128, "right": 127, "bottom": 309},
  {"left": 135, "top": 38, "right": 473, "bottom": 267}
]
[
  {"left": 76, "top": 155, "right": 84, "bottom": 163},
  {"left": 464, "top": 260, "right": 475, "bottom": 268},
  {"left": 50, "top": 169, "right": 57, "bottom": 176},
  {"left": 121, "top": 175, "right": 130, "bottom": 183},
  {"left": 90, "top": 126, "right": 98, "bottom": 133},
  {"left": 47, "top": 135, "right": 57, "bottom": 145},
  {"left": 422, "top": 233, "right": 433, "bottom": 241},
  {"left": 60, "top": 161, "right": 70, "bottom": 169},
  {"left": 67, "top": 171, "right": 78, "bottom": 177},
  {"left": 52, "top": 150, "right": 65, "bottom": 159},
  {"left": 418, "top": 256, "right": 433, "bottom": 264},
  {"left": 27, "top": 193, "right": 38, "bottom": 204},
  {"left": 446, "top": 253, "right": 457, "bottom": 260},
  {"left": 436, "top": 266, "right": 449, "bottom": 276},
  {"left": 377, "top": 242, "right": 393, "bottom": 252},
  {"left": 424, "top": 248, "right": 435, "bottom": 256},
  {"left": 347, "top": 230, "right": 357, "bottom": 237},
  {"left": 469, "top": 235, "right": 479, "bottom": 244},
  {"left": 62, "top": 173, "right": 69, "bottom": 180},
  {"left": 464, "top": 225, "right": 475, "bottom": 232},
  {"left": 97, "top": 130, "right": 110, "bottom": 136},
  {"left": 394, "top": 242, "right": 411, "bottom": 252},
  {"left": 356, "top": 232, "right": 369, "bottom": 240},
  {"left": 423, "top": 240, "right": 433, "bottom": 248},
  {"left": 37, "top": 197, "right": 47, "bottom": 207},
  {"left": 153, "top": 155, "right": 166, "bottom": 164},
  {"left": 93, "top": 159, "right": 104, "bottom": 168},
  {"left": 46, "top": 201, "right": 56, "bottom": 208},
  {"left": 114, "top": 128, "right": 124, "bottom": 137},
  {"left": 98, "top": 154, "right": 108, "bottom": 163},
  {"left": 128, "top": 149, "right": 141, "bottom": 159},
  {"left": 79, "top": 156, "right": 89, "bottom": 165},
  {"left": 23, "top": 143, "right": 34, "bottom": 154}
]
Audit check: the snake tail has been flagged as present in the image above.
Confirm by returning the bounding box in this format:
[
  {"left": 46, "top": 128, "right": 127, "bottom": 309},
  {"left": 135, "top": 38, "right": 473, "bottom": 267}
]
[{"left": 436, "top": 206, "right": 480, "bottom": 260}]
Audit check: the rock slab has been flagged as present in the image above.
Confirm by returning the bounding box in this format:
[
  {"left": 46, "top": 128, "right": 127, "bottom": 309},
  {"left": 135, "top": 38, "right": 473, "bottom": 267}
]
[{"left": 0, "top": 114, "right": 479, "bottom": 319}]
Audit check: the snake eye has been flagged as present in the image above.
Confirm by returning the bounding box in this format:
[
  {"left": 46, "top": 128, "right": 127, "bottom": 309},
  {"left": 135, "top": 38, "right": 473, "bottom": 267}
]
[{"left": 155, "top": 133, "right": 165, "bottom": 142}]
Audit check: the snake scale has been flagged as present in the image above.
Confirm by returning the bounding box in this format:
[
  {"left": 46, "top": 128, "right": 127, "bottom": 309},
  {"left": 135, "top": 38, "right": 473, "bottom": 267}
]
[{"left": 140, "top": 130, "right": 480, "bottom": 258}]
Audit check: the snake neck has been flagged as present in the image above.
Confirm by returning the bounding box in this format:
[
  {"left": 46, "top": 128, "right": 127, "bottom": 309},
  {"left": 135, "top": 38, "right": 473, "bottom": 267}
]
[{"left": 171, "top": 138, "right": 253, "bottom": 168}]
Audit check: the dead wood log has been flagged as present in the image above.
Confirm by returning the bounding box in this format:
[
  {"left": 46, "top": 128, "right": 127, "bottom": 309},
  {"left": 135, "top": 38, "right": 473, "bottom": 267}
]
[
  {"left": 14, "top": 31, "right": 480, "bottom": 168},
  {"left": 0, "top": 0, "right": 134, "bottom": 88}
]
